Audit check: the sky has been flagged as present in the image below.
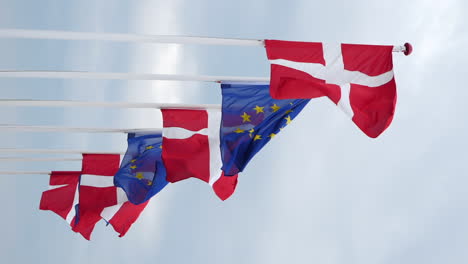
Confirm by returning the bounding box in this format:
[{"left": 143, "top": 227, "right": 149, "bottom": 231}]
[{"left": 0, "top": 0, "right": 467, "bottom": 263}]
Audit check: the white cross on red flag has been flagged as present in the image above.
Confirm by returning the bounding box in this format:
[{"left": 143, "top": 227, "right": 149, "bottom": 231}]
[
  {"left": 161, "top": 109, "right": 238, "bottom": 200},
  {"left": 265, "top": 39, "right": 397, "bottom": 138},
  {"left": 40, "top": 154, "right": 148, "bottom": 240}
]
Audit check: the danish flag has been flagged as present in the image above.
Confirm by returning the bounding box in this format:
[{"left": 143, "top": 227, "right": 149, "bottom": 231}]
[
  {"left": 40, "top": 154, "right": 148, "bottom": 240},
  {"left": 39, "top": 171, "right": 80, "bottom": 224},
  {"left": 161, "top": 109, "right": 238, "bottom": 200},
  {"left": 266, "top": 40, "right": 398, "bottom": 138}
]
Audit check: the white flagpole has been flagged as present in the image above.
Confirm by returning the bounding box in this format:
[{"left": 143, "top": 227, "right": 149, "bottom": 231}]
[
  {"left": 0, "top": 99, "right": 221, "bottom": 110},
  {"left": 0, "top": 125, "right": 161, "bottom": 133},
  {"left": 0, "top": 171, "right": 50, "bottom": 175},
  {"left": 0, "top": 70, "right": 270, "bottom": 82},
  {"left": 0, "top": 29, "right": 410, "bottom": 53},
  {"left": 0, "top": 157, "right": 83, "bottom": 162},
  {"left": 0, "top": 148, "right": 125, "bottom": 155},
  {"left": 0, "top": 29, "right": 265, "bottom": 46}
]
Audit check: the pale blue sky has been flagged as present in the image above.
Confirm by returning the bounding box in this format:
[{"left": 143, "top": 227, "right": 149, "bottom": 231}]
[{"left": 1, "top": 0, "right": 468, "bottom": 263}]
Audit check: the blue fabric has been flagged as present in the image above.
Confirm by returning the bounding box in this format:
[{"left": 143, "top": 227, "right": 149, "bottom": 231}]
[
  {"left": 220, "top": 83, "right": 310, "bottom": 176},
  {"left": 114, "top": 133, "right": 168, "bottom": 204}
]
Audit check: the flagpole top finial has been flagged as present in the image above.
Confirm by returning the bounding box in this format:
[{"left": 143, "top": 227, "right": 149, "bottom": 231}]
[{"left": 404, "top": 43, "right": 413, "bottom": 56}]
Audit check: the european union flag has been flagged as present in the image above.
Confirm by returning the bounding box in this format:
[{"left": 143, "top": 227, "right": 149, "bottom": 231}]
[
  {"left": 114, "top": 133, "right": 168, "bottom": 204},
  {"left": 220, "top": 83, "right": 310, "bottom": 176}
]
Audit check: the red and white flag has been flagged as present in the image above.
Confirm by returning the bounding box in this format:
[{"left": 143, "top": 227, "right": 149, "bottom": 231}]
[
  {"left": 266, "top": 40, "right": 397, "bottom": 138},
  {"left": 40, "top": 154, "right": 148, "bottom": 240},
  {"left": 39, "top": 171, "right": 80, "bottom": 225},
  {"left": 161, "top": 109, "right": 238, "bottom": 200}
]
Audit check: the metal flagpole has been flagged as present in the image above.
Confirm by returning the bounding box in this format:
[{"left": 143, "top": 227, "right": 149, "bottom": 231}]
[
  {"left": 0, "top": 148, "right": 125, "bottom": 155},
  {"left": 0, "top": 171, "right": 50, "bottom": 175},
  {"left": 0, "top": 71, "right": 270, "bottom": 82},
  {"left": 0, "top": 157, "right": 83, "bottom": 162},
  {"left": 0, "top": 29, "right": 411, "bottom": 53},
  {"left": 0, "top": 99, "right": 221, "bottom": 109},
  {"left": 0, "top": 125, "right": 161, "bottom": 133},
  {"left": 0, "top": 28, "right": 265, "bottom": 46}
]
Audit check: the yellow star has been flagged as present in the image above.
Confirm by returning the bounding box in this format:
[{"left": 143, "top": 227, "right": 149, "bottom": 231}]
[
  {"left": 268, "top": 133, "right": 276, "bottom": 139},
  {"left": 147, "top": 180, "right": 153, "bottom": 186},
  {"left": 254, "top": 135, "right": 262, "bottom": 141},
  {"left": 285, "top": 115, "right": 292, "bottom": 125},
  {"left": 253, "top": 105, "right": 264, "bottom": 114},
  {"left": 248, "top": 128, "right": 255, "bottom": 138},
  {"left": 130, "top": 165, "right": 137, "bottom": 169},
  {"left": 135, "top": 172, "right": 144, "bottom": 179},
  {"left": 130, "top": 159, "right": 137, "bottom": 163},
  {"left": 159, "top": 145, "right": 163, "bottom": 149},
  {"left": 241, "top": 112, "right": 251, "bottom": 123},
  {"left": 234, "top": 128, "right": 245, "bottom": 133},
  {"left": 285, "top": 109, "right": 293, "bottom": 114},
  {"left": 271, "top": 104, "right": 281, "bottom": 112},
  {"left": 146, "top": 145, "right": 155, "bottom": 150},
  {"left": 289, "top": 102, "right": 294, "bottom": 105}
]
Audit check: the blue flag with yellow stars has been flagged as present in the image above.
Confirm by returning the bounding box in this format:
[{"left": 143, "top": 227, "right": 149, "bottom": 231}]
[
  {"left": 220, "top": 83, "right": 310, "bottom": 176},
  {"left": 114, "top": 133, "right": 168, "bottom": 205}
]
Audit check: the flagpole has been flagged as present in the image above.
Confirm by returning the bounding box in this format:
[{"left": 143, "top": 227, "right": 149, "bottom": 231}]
[
  {"left": 0, "top": 70, "right": 270, "bottom": 82},
  {"left": 0, "top": 125, "right": 161, "bottom": 133},
  {"left": 0, "top": 171, "right": 50, "bottom": 175},
  {"left": 0, "top": 148, "right": 125, "bottom": 155},
  {"left": 0, "top": 29, "right": 265, "bottom": 46},
  {"left": 0, "top": 157, "right": 83, "bottom": 162},
  {"left": 0, "top": 29, "right": 411, "bottom": 54},
  {"left": 0, "top": 99, "right": 221, "bottom": 109}
]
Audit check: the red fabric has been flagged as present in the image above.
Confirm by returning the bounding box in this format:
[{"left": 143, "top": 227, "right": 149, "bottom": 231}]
[
  {"left": 212, "top": 173, "right": 238, "bottom": 201},
  {"left": 269, "top": 64, "right": 341, "bottom": 102},
  {"left": 72, "top": 154, "right": 121, "bottom": 239},
  {"left": 162, "top": 109, "right": 208, "bottom": 131},
  {"left": 78, "top": 186, "right": 118, "bottom": 210},
  {"left": 40, "top": 154, "right": 150, "bottom": 240},
  {"left": 161, "top": 109, "right": 239, "bottom": 201},
  {"left": 162, "top": 134, "right": 210, "bottom": 183},
  {"left": 71, "top": 185, "right": 117, "bottom": 240},
  {"left": 109, "top": 200, "right": 149, "bottom": 237},
  {"left": 73, "top": 183, "right": 149, "bottom": 240},
  {"left": 48, "top": 171, "right": 80, "bottom": 185},
  {"left": 341, "top": 44, "right": 394, "bottom": 76},
  {"left": 350, "top": 79, "right": 397, "bottom": 138},
  {"left": 265, "top": 39, "right": 397, "bottom": 138},
  {"left": 70, "top": 219, "right": 95, "bottom": 241},
  {"left": 343, "top": 44, "right": 396, "bottom": 138},
  {"left": 161, "top": 109, "right": 211, "bottom": 183},
  {"left": 81, "top": 153, "right": 120, "bottom": 176},
  {"left": 39, "top": 171, "right": 80, "bottom": 220},
  {"left": 266, "top": 40, "right": 325, "bottom": 64}
]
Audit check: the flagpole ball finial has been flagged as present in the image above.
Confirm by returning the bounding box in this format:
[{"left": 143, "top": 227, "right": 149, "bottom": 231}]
[{"left": 404, "top": 43, "right": 413, "bottom": 56}]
